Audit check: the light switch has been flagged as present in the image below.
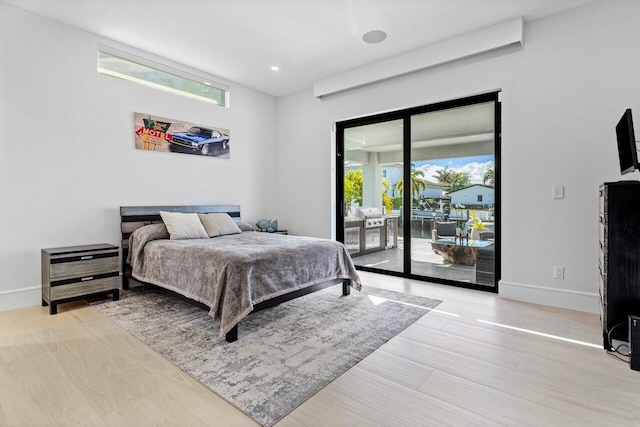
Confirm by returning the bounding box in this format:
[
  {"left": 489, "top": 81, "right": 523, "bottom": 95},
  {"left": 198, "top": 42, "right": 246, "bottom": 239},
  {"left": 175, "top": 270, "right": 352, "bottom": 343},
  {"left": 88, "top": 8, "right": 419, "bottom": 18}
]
[{"left": 553, "top": 185, "right": 564, "bottom": 199}]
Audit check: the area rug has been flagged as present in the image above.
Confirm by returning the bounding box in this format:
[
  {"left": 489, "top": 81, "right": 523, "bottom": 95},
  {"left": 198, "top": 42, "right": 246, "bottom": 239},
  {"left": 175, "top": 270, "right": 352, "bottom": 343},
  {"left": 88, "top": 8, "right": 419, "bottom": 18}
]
[{"left": 91, "top": 285, "right": 441, "bottom": 426}]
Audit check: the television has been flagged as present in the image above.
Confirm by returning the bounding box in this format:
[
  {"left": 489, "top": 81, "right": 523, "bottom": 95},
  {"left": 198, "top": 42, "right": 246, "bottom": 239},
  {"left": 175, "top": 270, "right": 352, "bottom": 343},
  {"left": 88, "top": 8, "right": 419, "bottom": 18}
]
[{"left": 616, "top": 109, "right": 638, "bottom": 175}]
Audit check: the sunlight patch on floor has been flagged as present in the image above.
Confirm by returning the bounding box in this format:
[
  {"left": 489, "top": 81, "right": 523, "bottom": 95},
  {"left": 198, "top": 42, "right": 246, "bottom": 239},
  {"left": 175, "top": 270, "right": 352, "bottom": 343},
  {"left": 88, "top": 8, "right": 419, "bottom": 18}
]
[
  {"left": 367, "top": 295, "right": 439, "bottom": 312},
  {"left": 429, "top": 309, "right": 461, "bottom": 318},
  {"left": 477, "top": 319, "right": 601, "bottom": 349},
  {"left": 364, "top": 260, "right": 390, "bottom": 267}
]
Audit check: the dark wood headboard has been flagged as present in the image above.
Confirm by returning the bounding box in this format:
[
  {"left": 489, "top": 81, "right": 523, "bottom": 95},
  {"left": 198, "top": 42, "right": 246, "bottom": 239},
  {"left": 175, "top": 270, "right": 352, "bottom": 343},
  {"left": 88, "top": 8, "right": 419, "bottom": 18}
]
[{"left": 119, "top": 205, "right": 241, "bottom": 288}]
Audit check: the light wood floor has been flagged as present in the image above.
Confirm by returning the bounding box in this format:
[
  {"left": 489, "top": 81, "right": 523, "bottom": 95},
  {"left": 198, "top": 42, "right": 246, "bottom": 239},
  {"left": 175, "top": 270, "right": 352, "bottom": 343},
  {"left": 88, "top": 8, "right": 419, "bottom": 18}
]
[{"left": 1, "top": 272, "right": 638, "bottom": 426}]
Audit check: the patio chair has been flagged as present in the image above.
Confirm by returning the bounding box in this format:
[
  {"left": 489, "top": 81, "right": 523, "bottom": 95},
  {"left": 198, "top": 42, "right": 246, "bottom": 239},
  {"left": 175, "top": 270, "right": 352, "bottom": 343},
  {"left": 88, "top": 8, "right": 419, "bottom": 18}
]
[
  {"left": 476, "top": 230, "right": 495, "bottom": 240},
  {"left": 432, "top": 221, "right": 457, "bottom": 241}
]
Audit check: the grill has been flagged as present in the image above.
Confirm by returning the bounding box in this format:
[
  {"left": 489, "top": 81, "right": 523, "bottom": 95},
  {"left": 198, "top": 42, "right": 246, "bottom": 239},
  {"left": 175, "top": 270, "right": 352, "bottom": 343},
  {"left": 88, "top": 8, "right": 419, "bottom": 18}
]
[
  {"left": 170, "top": 137, "right": 195, "bottom": 148},
  {"left": 354, "top": 207, "right": 385, "bottom": 229}
]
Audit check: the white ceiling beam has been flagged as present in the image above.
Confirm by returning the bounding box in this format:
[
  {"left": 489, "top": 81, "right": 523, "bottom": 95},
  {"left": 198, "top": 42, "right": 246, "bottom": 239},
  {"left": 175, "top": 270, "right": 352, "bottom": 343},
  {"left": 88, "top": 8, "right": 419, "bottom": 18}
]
[{"left": 313, "top": 17, "right": 523, "bottom": 98}]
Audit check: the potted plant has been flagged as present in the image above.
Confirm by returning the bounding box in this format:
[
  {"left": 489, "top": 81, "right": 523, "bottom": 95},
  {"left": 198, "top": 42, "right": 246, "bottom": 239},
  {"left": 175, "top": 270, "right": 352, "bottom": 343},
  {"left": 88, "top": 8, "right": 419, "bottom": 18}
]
[{"left": 467, "top": 211, "right": 486, "bottom": 240}]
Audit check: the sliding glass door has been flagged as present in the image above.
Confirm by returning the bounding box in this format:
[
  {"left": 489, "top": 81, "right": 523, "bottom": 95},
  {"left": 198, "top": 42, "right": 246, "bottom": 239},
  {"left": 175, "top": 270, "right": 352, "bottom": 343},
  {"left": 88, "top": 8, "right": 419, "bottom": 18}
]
[
  {"left": 336, "top": 93, "right": 500, "bottom": 291},
  {"left": 409, "top": 101, "right": 497, "bottom": 287},
  {"left": 340, "top": 118, "right": 404, "bottom": 274}
]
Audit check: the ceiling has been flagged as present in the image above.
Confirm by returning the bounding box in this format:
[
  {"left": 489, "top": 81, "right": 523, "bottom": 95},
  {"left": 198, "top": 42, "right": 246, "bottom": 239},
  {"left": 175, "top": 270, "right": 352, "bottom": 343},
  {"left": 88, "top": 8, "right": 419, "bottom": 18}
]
[
  {"left": 344, "top": 102, "right": 495, "bottom": 152},
  {"left": 344, "top": 102, "right": 495, "bottom": 162},
  {"left": 2, "top": 0, "right": 598, "bottom": 97}
]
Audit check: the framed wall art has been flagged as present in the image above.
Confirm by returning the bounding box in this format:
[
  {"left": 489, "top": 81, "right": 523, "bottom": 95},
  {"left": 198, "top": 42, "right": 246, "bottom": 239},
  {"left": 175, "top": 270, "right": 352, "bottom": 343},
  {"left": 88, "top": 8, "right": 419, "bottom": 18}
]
[{"left": 134, "top": 112, "right": 230, "bottom": 159}]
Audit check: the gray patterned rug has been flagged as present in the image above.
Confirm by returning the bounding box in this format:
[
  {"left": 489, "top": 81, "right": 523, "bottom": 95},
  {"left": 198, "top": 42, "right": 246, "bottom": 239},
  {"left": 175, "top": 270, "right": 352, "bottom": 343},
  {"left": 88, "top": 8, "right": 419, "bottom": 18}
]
[{"left": 91, "top": 284, "right": 441, "bottom": 426}]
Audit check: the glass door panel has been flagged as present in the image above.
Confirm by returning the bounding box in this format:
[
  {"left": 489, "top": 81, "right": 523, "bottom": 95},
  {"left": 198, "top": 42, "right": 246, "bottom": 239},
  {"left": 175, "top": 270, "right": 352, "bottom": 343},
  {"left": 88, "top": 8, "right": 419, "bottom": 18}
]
[
  {"left": 409, "top": 101, "right": 496, "bottom": 287},
  {"left": 343, "top": 119, "right": 404, "bottom": 274}
]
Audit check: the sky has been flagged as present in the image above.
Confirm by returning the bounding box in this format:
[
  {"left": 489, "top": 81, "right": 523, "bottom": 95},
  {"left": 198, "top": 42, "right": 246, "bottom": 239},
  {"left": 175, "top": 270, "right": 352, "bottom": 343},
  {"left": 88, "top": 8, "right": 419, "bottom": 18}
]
[{"left": 415, "top": 155, "right": 494, "bottom": 184}]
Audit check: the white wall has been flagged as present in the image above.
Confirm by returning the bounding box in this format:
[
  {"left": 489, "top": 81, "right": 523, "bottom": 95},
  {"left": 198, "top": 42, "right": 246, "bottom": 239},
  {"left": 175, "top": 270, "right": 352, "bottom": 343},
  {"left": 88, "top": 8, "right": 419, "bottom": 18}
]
[
  {"left": 0, "top": 3, "right": 278, "bottom": 310},
  {"left": 276, "top": 0, "right": 640, "bottom": 313}
]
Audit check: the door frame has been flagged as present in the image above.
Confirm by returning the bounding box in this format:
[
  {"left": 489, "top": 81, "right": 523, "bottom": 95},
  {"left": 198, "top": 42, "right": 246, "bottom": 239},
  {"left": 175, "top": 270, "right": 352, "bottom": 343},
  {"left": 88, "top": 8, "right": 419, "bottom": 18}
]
[{"left": 335, "top": 92, "right": 501, "bottom": 292}]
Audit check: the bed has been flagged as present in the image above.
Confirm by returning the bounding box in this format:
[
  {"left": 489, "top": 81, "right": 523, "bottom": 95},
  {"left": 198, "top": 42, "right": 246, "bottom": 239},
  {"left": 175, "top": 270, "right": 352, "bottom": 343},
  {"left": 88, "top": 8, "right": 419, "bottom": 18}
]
[{"left": 120, "top": 205, "right": 362, "bottom": 342}]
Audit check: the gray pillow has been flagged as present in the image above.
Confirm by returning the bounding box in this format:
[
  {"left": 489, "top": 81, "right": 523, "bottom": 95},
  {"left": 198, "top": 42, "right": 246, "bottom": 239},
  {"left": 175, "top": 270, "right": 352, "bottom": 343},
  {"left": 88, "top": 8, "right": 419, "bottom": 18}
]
[
  {"left": 159, "top": 211, "right": 209, "bottom": 240},
  {"left": 237, "top": 221, "right": 255, "bottom": 232},
  {"left": 198, "top": 213, "right": 242, "bottom": 237}
]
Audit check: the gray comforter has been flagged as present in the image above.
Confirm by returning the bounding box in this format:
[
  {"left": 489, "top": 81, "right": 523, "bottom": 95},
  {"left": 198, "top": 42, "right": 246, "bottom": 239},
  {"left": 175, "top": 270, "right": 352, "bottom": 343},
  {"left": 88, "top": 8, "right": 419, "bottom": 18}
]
[{"left": 128, "top": 224, "right": 362, "bottom": 338}]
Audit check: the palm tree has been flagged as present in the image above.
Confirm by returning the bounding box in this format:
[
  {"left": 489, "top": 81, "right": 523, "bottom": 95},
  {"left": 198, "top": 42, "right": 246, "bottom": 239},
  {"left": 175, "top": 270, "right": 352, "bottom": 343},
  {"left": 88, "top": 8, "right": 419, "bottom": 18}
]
[
  {"left": 448, "top": 171, "right": 471, "bottom": 192},
  {"left": 433, "top": 166, "right": 452, "bottom": 185},
  {"left": 395, "top": 166, "right": 428, "bottom": 201},
  {"left": 343, "top": 169, "right": 363, "bottom": 212},
  {"left": 381, "top": 178, "right": 394, "bottom": 214},
  {"left": 483, "top": 168, "right": 495, "bottom": 185},
  {"left": 434, "top": 166, "right": 470, "bottom": 193},
  {"left": 344, "top": 170, "right": 396, "bottom": 214}
]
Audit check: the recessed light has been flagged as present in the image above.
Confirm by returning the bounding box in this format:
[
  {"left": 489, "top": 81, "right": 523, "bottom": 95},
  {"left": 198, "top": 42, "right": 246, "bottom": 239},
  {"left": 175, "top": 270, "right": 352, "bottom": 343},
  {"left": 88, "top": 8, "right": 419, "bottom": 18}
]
[
  {"left": 363, "top": 30, "right": 387, "bottom": 44},
  {"left": 271, "top": 65, "right": 280, "bottom": 72},
  {"left": 204, "top": 81, "right": 211, "bottom": 85}
]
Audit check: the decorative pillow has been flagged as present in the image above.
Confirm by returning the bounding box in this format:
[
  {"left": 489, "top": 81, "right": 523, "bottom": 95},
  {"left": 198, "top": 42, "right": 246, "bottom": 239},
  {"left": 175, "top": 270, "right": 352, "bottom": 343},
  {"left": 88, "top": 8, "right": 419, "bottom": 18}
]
[
  {"left": 198, "top": 213, "right": 242, "bottom": 237},
  {"left": 159, "top": 211, "right": 209, "bottom": 240},
  {"left": 237, "top": 221, "right": 255, "bottom": 232}
]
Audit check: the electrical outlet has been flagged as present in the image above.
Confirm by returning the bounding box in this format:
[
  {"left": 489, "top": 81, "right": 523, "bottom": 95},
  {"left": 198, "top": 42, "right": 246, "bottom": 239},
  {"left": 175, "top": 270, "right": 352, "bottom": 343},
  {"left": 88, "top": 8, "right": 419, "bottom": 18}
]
[
  {"left": 553, "top": 185, "right": 564, "bottom": 199},
  {"left": 553, "top": 265, "right": 564, "bottom": 279}
]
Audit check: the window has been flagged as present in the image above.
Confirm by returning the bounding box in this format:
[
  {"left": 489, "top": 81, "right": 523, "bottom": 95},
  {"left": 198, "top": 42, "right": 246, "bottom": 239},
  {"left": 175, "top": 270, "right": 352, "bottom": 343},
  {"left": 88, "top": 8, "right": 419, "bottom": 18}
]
[
  {"left": 98, "top": 46, "right": 228, "bottom": 107},
  {"left": 478, "top": 195, "right": 483, "bottom": 202}
]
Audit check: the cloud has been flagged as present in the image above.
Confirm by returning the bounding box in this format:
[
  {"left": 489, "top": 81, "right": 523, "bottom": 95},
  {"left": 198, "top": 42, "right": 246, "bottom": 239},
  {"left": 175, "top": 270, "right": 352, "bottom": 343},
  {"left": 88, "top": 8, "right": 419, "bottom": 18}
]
[
  {"left": 416, "top": 164, "right": 445, "bottom": 182},
  {"left": 417, "top": 161, "right": 494, "bottom": 184},
  {"left": 459, "top": 161, "right": 495, "bottom": 183}
]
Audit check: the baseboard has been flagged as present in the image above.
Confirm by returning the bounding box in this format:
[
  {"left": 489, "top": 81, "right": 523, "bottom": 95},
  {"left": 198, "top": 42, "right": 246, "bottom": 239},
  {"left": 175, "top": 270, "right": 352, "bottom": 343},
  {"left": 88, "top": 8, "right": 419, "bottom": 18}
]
[
  {"left": 0, "top": 286, "right": 40, "bottom": 312},
  {"left": 499, "top": 280, "right": 599, "bottom": 314},
  {"left": 2, "top": 281, "right": 600, "bottom": 314}
]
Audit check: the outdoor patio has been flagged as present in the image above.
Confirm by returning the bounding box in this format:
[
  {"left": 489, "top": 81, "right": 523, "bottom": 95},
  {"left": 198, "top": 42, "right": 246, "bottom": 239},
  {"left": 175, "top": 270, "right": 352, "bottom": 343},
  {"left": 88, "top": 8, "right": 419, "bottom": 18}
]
[{"left": 351, "top": 236, "right": 494, "bottom": 287}]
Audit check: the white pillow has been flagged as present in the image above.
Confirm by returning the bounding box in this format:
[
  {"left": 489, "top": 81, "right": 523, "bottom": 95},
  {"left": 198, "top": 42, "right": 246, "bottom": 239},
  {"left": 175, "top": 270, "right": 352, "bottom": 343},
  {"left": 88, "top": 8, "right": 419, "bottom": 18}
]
[
  {"left": 198, "top": 213, "right": 242, "bottom": 237},
  {"left": 159, "top": 211, "right": 209, "bottom": 240}
]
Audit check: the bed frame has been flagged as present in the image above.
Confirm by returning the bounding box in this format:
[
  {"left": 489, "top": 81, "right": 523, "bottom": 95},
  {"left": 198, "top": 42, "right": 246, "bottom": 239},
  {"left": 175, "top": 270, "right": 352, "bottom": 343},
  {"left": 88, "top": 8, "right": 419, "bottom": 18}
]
[{"left": 119, "top": 205, "right": 350, "bottom": 342}]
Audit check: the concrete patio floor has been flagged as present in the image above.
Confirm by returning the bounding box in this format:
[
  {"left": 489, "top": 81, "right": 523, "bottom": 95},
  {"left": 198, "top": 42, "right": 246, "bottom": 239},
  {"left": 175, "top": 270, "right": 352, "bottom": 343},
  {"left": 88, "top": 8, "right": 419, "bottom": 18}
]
[{"left": 351, "top": 236, "right": 494, "bottom": 287}]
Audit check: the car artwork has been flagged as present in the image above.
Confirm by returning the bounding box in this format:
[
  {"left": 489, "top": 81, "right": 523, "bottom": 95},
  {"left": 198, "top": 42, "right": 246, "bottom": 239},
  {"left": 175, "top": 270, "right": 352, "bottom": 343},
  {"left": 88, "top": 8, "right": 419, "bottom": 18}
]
[{"left": 168, "top": 126, "right": 230, "bottom": 156}]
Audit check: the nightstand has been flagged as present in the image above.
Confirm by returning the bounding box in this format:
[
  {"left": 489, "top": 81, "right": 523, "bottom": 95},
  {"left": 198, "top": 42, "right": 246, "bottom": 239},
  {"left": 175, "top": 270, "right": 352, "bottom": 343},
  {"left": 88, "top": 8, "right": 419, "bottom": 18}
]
[{"left": 41, "top": 243, "right": 120, "bottom": 315}]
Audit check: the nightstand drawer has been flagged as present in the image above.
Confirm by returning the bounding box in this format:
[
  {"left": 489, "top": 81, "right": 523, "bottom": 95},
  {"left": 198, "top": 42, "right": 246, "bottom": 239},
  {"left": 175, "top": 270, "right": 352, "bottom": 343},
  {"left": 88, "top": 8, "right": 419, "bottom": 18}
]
[
  {"left": 50, "top": 254, "right": 118, "bottom": 281},
  {"left": 51, "top": 275, "right": 120, "bottom": 300}
]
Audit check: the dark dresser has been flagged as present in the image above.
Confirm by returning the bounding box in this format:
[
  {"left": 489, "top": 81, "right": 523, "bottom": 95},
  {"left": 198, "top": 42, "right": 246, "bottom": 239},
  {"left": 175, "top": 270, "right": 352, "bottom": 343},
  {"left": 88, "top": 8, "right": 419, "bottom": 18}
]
[{"left": 599, "top": 181, "right": 640, "bottom": 348}]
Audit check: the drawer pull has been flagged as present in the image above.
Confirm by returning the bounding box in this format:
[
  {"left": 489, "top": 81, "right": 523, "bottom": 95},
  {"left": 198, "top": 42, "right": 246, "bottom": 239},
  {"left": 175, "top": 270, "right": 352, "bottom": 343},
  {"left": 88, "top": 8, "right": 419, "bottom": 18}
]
[
  {"left": 80, "top": 255, "right": 94, "bottom": 260},
  {"left": 81, "top": 276, "right": 94, "bottom": 281}
]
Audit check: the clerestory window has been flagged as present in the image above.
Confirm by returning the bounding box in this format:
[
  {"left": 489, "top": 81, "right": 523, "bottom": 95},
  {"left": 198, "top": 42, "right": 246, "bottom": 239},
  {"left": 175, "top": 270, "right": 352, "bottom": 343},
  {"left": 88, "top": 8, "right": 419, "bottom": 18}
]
[{"left": 98, "top": 45, "right": 228, "bottom": 107}]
